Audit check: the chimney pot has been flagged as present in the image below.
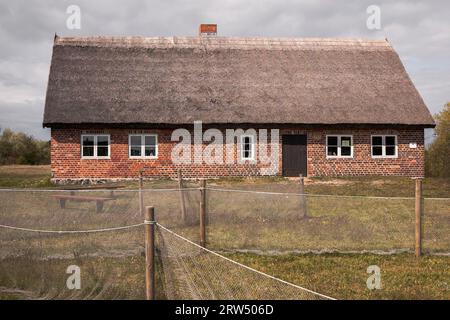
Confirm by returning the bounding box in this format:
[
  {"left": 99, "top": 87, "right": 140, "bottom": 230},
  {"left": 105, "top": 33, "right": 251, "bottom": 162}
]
[{"left": 199, "top": 24, "right": 217, "bottom": 36}]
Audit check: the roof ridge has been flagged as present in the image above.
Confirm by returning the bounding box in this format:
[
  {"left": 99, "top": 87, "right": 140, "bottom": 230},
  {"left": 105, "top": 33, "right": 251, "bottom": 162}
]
[{"left": 54, "top": 35, "right": 392, "bottom": 51}]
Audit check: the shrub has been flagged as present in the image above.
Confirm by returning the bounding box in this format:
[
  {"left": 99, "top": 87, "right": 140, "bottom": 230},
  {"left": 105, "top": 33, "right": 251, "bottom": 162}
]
[
  {"left": 425, "top": 103, "right": 450, "bottom": 177},
  {"left": 0, "top": 128, "right": 50, "bottom": 165}
]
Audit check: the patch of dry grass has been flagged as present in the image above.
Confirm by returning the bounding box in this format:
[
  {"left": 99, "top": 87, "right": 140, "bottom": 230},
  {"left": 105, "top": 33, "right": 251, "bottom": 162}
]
[
  {"left": 0, "top": 165, "right": 53, "bottom": 188},
  {"left": 0, "top": 165, "right": 51, "bottom": 176}
]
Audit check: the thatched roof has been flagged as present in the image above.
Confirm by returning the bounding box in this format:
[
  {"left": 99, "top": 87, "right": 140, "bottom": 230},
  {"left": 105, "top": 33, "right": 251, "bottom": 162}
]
[{"left": 43, "top": 36, "right": 435, "bottom": 127}]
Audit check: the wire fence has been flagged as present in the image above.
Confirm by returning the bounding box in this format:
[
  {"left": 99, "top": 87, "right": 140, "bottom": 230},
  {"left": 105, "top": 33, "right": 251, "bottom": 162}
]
[
  {"left": 175, "top": 187, "right": 448, "bottom": 254},
  {"left": 0, "top": 185, "right": 448, "bottom": 299},
  {"left": 156, "top": 223, "right": 333, "bottom": 300},
  {"left": 0, "top": 186, "right": 333, "bottom": 299},
  {"left": 0, "top": 225, "right": 145, "bottom": 299},
  {"left": 209, "top": 188, "right": 445, "bottom": 253},
  {"left": 0, "top": 187, "right": 448, "bottom": 255}
]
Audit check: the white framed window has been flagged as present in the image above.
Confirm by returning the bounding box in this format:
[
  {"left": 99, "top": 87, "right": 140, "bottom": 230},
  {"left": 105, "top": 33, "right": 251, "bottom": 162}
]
[
  {"left": 81, "top": 134, "right": 110, "bottom": 159},
  {"left": 371, "top": 135, "right": 397, "bottom": 158},
  {"left": 240, "top": 135, "right": 255, "bottom": 161},
  {"left": 326, "top": 135, "right": 353, "bottom": 158},
  {"left": 129, "top": 134, "right": 158, "bottom": 159}
]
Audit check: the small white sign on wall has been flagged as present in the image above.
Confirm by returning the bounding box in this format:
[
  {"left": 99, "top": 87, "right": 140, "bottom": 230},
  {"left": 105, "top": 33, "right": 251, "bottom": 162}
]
[{"left": 409, "top": 142, "right": 417, "bottom": 149}]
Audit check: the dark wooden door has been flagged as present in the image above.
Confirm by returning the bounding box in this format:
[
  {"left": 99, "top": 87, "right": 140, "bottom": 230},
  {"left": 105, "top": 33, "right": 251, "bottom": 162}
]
[{"left": 282, "top": 135, "right": 307, "bottom": 177}]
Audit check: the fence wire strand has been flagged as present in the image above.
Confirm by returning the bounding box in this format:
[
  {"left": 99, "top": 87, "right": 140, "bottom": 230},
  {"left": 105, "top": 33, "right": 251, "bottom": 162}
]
[{"left": 0, "top": 222, "right": 144, "bottom": 234}]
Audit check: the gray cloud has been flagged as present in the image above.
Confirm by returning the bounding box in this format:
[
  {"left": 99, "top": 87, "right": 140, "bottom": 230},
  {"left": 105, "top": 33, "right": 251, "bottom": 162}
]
[{"left": 0, "top": 0, "right": 449, "bottom": 140}]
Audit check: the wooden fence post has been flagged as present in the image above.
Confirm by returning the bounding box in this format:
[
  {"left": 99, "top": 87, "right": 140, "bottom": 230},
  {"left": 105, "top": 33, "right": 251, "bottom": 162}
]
[
  {"left": 178, "top": 169, "right": 187, "bottom": 223},
  {"left": 414, "top": 178, "right": 423, "bottom": 258},
  {"left": 199, "top": 179, "right": 206, "bottom": 247},
  {"left": 139, "top": 170, "right": 144, "bottom": 217},
  {"left": 299, "top": 174, "right": 308, "bottom": 218},
  {"left": 145, "top": 206, "right": 155, "bottom": 300}
]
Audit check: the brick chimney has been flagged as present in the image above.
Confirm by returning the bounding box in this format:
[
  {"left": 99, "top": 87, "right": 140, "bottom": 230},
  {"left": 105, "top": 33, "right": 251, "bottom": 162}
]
[{"left": 199, "top": 24, "right": 217, "bottom": 36}]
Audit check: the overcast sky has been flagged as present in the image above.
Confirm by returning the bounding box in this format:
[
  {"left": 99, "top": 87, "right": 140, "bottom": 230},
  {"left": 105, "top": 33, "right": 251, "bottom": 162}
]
[{"left": 0, "top": 0, "right": 449, "bottom": 140}]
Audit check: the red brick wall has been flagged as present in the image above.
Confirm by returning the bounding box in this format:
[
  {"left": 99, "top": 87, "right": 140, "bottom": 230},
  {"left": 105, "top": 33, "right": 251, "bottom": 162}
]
[
  {"left": 50, "top": 128, "right": 274, "bottom": 181},
  {"left": 303, "top": 128, "right": 424, "bottom": 177},
  {"left": 50, "top": 127, "right": 424, "bottom": 182}
]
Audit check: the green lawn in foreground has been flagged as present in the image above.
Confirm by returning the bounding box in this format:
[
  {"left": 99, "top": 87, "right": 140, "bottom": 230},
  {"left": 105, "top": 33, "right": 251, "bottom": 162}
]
[{"left": 228, "top": 253, "right": 450, "bottom": 300}]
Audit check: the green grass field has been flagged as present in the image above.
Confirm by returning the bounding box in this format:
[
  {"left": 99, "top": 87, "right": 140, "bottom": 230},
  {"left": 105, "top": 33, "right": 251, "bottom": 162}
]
[
  {"left": 0, "top": 165, "right": 449, "bottom": 299},
  {"left": 227, "top": 253, "right": 450, "bottom": 300}
]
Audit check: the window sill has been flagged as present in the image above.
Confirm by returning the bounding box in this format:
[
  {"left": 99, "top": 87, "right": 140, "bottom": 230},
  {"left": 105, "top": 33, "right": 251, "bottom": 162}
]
[
  {"left": 129, "top": 156, "right": 158, "bottom": 160},
  {"left": 326, "top": 156, "right": 353, "bottom": 159},
  {"left": 371, "top": 156, "right": 398, "bottom": 159},
  {"left": 81, "top": 157, "right": 111, "bottom": 160}
]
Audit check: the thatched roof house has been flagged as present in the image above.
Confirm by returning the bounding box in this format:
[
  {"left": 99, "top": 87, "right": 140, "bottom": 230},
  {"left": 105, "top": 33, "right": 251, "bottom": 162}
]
[{"left": 43, "top": 32, "right": 434, "bottom": 181}]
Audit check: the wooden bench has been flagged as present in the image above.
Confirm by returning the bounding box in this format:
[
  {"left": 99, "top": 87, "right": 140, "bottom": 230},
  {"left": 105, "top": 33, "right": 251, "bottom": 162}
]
[
  {"left": 60, "top": 184, "right": 126, "bottom": 198},
  {"left": 51, "top": 195, "right": 115, "bottom": 213}
]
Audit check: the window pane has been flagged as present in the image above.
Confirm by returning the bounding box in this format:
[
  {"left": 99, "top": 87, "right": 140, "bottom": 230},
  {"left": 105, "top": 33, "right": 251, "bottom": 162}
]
[
  {"left": 243, "top": 146, "right": 252, "bottom": 159},
  {"left": 82, "top": 146, "right": 94, "bottom": 157},
  {"left": 130, "top": 146, "right": 141, "bottom": 156},
  {"left": 386, "top": 146, "right": 396, "bottom": 156},
  {"left": 372, "top": 136, "right": 382, "bottom": 146},
  {"left": 327, "top": 146, "right": 338, "bottom": 156},
  {"left": 97, "top": 146, "right": 109, "bottom": 157},
  {"left": 97, "top": 136, "right": 109, "bottom": 146},
  {"left": 145, "top": 146, "right": 156, "bottom": 157},
  {"left": 340, "top": 137, "right": 352, "bottom": 147},
  {"left": 145, "top": 135, "right": 156, "bottom": 146},
  {"left": 82, "top": 136, "right": 94, "bottom": 146},
  {"left": 327, "top": 136, "right": 337, "bottom": 146},
  {"left": 242, "top": 136, "right": 253, "bottom": 159},
  {"left": 372, "top": 146, "right": 383, "bottom": 156},
  {"left": 130, "top": 135, "right": 141, "bottom": 146},
  {"left": 341, "top": 146, "right": 351, "bottom": 156},
  {"left": 385, "top": 136, "right": 396, "bottom": 146}
]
